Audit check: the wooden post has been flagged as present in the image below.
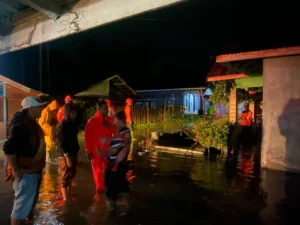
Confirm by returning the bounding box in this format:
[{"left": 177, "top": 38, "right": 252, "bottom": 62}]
[{"left": 229, "top": 88, "right": 237, "bottom": 123}]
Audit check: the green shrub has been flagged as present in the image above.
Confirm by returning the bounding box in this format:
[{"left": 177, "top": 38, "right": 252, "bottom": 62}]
[
  {"left": 193, "top": 116, "right": 231, "bottom": 150},
  {"left": 86, "top": 105, "right": 96, "bottom": 119}
]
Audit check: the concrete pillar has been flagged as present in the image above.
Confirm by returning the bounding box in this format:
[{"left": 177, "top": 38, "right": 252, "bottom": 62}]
[
  {"left": 229, "top": 88, "right": 237, "bottom": 123},
  {"left": 262, "top": 55, "right": 300, "bottom": 172}
]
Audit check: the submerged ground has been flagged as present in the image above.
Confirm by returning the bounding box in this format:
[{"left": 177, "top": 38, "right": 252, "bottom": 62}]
[{"left": 0, "top": 136, "right": 300, "bottom": 225}]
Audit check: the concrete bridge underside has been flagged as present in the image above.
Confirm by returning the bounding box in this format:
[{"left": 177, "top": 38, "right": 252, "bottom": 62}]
[{"left": 0, "top": 0, "right": 184, "bottom": 55}]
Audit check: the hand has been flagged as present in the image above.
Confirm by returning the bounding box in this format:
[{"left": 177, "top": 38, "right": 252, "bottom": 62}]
[
  {"left": 66, "top": 157, "right": 73, "bottom": 168},
  {"left": 87, "top": 153, "right": 93, "bottom": 160},
  {"left": 12, "top": 169, "right": 23, "bottom": 182}
]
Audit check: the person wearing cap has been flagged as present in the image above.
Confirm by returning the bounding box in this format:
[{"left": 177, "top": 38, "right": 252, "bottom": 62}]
[
  {"left": 85, "top": 100, "right": 117, "bottom": 198},
  {"left": 240, "top": 103, "right": 253, "bottom": 147},
  {"left": 125, "top": 98, "right": 134, "bottom": 132},
  {"left": 3, "top": 97, "right": 47, "bottom": 225},
  {"left": 57, "top": 95, "right": 73, "bottom": 123},
  {"left": 38, "top": 100, "right": 60, "bottom": 162}
]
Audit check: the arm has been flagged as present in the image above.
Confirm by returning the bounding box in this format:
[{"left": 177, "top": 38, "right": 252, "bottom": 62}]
[
  {"left": 3, "top": 125, "right": 23, "bottom": 179},
  {"left": 84, "top": 119, "right": 94, "bottom": 155},
  {"left": 38, "top": 109, "right": 48, "bottom": 126},
  {"left": 116, "top": 132, "right": 131, "bottom": 162}
]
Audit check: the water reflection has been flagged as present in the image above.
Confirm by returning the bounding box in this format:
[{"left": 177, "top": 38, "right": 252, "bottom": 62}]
[{"left": 1, "top": 145, "right": 300, "bottom": 225}]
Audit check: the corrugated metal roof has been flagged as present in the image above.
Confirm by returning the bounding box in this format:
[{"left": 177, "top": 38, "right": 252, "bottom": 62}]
[{"left": 216, "top": 46, "right": 300, "bottom": 63}]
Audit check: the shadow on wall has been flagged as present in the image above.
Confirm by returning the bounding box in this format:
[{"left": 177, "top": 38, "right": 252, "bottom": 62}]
[
  {"left": 276, "top": 98, "right": 300, "bottom": 224},
  {"left": 278, "top": 98, "right": 300, "bottom": 171}
]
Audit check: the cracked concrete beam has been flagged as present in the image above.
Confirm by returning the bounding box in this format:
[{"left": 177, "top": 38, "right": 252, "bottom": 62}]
[
  {"left": 17, "top": 0, "right": 63, "bottom": 20},
  {"left": 0, "top": 0, "right": 185, "bottom": 55}
]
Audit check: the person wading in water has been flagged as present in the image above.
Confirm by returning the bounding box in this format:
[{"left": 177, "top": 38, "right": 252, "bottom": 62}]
[
  {"left": 3, "top": 97, "right": 47, "bottom": 225},
  {"left": 97, "top": 111, "right": 132, "bottom": 214},
  {"left": 55, "top": 104, "right": 79, "bottom": 202},
  {"left": 85, "top": 100, "right": 117, "bottom": 199}
]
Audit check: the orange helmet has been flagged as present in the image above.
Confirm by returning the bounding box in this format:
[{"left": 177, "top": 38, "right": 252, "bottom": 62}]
[
  {"left": 126, "top": 98, "right": 133, "bottom": 104},
  {"left": 64, "top": 95, "right": 73, "bottom": 103}
]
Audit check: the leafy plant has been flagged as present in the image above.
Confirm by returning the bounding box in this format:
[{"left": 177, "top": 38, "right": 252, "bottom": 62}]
[
  {"left": 86, "top": 105, "right": 96, "bottom": 119},
  {"left": 193, "top": 116, "right": 231, "bottom": 150},
  {"left": 237, "top": 88, "right": 263, "bottom": 103},
  {"left": 209, "top": 81, "right": 235, "bottom": 105}
]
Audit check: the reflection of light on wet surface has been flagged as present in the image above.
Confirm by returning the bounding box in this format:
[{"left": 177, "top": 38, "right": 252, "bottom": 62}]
[{"left": 1, "top": 145, "right": 300, "bottom": 225}]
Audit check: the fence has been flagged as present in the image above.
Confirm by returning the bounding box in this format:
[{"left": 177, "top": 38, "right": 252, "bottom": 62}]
[{"left": 122, "top": 106, "right": 184, "bottom": 125}]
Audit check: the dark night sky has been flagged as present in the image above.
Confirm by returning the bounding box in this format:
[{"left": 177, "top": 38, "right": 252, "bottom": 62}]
[{"left": 1, "top": 0, "right": 300, "bottom": 96}]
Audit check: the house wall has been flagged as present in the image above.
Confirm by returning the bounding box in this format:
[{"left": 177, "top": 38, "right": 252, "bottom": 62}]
[
  {"left": 262, "top": 55, "right": 300, "bottom": 172},
  {"left": 136, "top": 89, "right": 206, "bottom": 114},
  {"left": 0, "top": 84, "right": 41, "bottom": 139}
]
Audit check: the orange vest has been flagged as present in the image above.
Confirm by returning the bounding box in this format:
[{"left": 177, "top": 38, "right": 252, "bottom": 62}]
[{"left": 240, "top": 110, "right": 253, "bottom": 126}]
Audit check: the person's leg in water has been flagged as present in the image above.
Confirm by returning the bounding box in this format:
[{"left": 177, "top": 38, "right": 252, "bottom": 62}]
[
  {"left": 105, "top": 170, "right": 117, "bottom": 212},
  {"left": 116, "top": 170, "right": 130, "bottom": 215},
  {"left": 60, "top": 157, "right": 71, "bottom": 201},
  {"left": 91, "top": 159, "right": 105, "bottom": 196},
  {"left": 45, "top": 136, "right": 55, "bottom": 162},
  {"left": 67, "top": 156, "right": 77, "bottom": 197},
  {"left": 27, "top": 172, "right": 43, "bottom": 221},
  {"left": 11, "top": 174, "right": 38, "bottom": 225}
]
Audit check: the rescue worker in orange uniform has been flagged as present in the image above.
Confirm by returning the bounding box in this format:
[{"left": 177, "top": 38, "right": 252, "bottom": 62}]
[
  {"left": 240, "top": 103, "right": 253, "bottom": 147},
  {"left": 38, "top": 100, "right": 60, "bottom": 162},
  {"left": 106, "top": 100, "right": 116, "bottom": 117},
  {"left": 125, "top": 98, "right": 134, "bottom": 132},
  {"left": 57, "top": 95, "right": 73, "bottom": 123},
  {"left": 85, "top": 100, "right": 117, "bottom": 197}
]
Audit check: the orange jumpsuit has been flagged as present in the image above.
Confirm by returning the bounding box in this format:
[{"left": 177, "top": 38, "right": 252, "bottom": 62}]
[
  {"left": 125, "top": 105, "right": 133, "bottom": 123},
  {"left": 85, "top": 112, "right": 117, "bottom": 191}
]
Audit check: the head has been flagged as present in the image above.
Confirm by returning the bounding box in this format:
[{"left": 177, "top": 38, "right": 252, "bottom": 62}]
[
  {"left": 63, "top": 104, "right": 77, "bottom": 121},
  {"left": 114, "top": 111, "right": 127, "bottom": 129},
  {"left": 260, "top": 101, "right": 263, "bottom": 110},
  {"left": 96, "top": 100, "right": 108, "bottom": 116},
  {"left": 21, "top": 97, "right": 47, "bottom": 120},
  {"left": 126, "top": 98, "right": 133, "bottom": 106},
  {"left": 64, "top": 95, "right": 73, "bottom": 104},
  {"left": 244, "top": 103, "right": 250, "bottom": 111}
]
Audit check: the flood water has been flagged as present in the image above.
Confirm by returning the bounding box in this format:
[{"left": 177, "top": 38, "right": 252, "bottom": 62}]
[{"left": 1, "top": 144, "right": 300, "bottom": 225}]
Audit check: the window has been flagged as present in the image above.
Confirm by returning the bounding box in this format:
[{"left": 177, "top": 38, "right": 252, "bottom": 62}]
[{"left": 183, "top": 93, "right": 200, "bottom": 114}]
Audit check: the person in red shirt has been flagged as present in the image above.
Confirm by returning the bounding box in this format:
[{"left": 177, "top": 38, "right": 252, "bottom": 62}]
[
  {"left": 124, "top": 98, "right": 134, "bottom": 132},
  {"left": 57, "top": 95, "right": 73, "bottom": 123},
  {"left": 240, "top": 103, "right": 253, "bottom": 147},
  {"left": 85, "top": 100, "right": 117, "bottom": 197}
]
